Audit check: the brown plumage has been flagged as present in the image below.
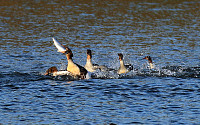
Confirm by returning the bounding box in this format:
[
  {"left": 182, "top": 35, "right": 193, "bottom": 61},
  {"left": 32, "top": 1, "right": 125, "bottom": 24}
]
[
  {"left": 44, "top": 66, "right": 58, "bottom": 75},
  {"left": 65, "top": 48, "right": 88, "bottom": 79}
]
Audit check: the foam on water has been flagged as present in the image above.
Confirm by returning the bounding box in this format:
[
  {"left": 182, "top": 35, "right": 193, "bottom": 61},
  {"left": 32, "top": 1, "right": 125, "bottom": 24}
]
[{"left": 1, "top": 65, "right": 199, "bottom": 84}]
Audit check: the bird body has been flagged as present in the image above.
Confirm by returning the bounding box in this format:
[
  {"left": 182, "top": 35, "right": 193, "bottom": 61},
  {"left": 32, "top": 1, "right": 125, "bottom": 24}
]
[
  {"left": 85, "top": 49, "right": 108, "bottom": 72},
  {"left": 143, "top": 56, "right": 155, "bottom": 69},
  {"left": 117, "top": 53, "right": 133, "bottom": 74}
]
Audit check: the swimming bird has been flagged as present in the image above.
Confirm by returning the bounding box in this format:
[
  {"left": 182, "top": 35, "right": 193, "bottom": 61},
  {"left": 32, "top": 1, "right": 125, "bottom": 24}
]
[
  {"left": 44, "top": 66, "right": 58, "bottom": 76},
  {"left": 65, "top": 47, "right": 88, "bottom": 79},
  {"left": 45, "top": 37, "right": 88, "bottom": 79},
  {"left": 84, "top": 49, "right": 108, "bottom": 72},
  {"left": 143, "top": 56, "right": 155, "bottom": 69},
  {"left": 117, "top": 53, "right": 133, "bottom": 74},
  {"left": 52, "top": 37, "right": 88, "bottom": 78},
  {"left": 44, "top": 66, "right": 71, "bottom": 76}
]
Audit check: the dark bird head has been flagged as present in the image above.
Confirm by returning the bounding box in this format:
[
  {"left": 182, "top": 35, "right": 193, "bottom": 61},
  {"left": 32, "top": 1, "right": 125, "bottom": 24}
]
[
  {"left": 87, "top": 49, "right": 92, "bottom": 59},
  {"left": 44, "top": 66, "right": 58, "bottom": 75},
  {"left": 65, "top": 47, "right": 73, "bottom": 59},
  {"left": 118, "top": 53, "right": 123, "bottom": 61},
  {"left": 143, "top": 56, "right": 153, "bottom": 63}
]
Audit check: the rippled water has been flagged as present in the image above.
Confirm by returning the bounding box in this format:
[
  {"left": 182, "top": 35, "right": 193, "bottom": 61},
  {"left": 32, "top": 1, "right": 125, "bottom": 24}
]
[{"left": 0, "top": 1, "right": 200, "bottom": 124}]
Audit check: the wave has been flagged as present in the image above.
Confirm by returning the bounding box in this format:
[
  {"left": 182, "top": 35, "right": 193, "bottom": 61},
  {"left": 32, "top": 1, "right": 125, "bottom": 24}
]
[
  {"left": 147, "top": 66, "right": 199, "bottom": 78},
  {"left": 92, "top": 66, "right": 200, "bottom": 79},
  {"left": 0, "top": 66, "right": 199, "bottom": 83},
  {"left": 0, "top": 72, "right": 48, "bottom": 84},
  {"left": 0, "top": 71, "right": 80, "bottom": 84}
]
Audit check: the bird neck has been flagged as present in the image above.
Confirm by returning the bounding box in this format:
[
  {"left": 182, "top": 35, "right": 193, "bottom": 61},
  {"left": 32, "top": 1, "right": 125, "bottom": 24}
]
[
  {"left": 66, "top": 54, "right": 73, "bottom": 60},
  {"left": 148, "top": 59, "right": 153, "bottom": 64},
  {"left": 120, "top": 60, "right": 125, "bottom": 67},
  {"left": 86, "top": 58, "right": 93, "bottom": 65},
  {"left": 87, "top": 54, "right": 92, "bottom": 60}
]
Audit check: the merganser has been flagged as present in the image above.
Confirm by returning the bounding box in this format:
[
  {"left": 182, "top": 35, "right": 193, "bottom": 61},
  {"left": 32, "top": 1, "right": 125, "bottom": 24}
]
[
  {"left": 117, "top": 53, "right": 133, "bottom": 74},
  {"left": 44, "top": 66, "right": 71, "bottom": 76},
  {"left": 45, "top": 66, "right": 58, "bottom": 76},
  {"left": 65, "top": 47, "right": 88, "bottom": 79},
  {"left": 45, "top": 37, "right": 88, "bottom": 79},
  {"left": 143, "top": 56, "right": 155, "bottom": 69},
  {"left": 84, "top": 49, "right": 108, "bottom": 72}
]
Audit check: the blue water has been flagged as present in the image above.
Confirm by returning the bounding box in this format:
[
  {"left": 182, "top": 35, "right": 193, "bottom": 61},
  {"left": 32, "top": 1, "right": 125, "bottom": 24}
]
[{"left": 0, "top": 1, "right": 200, "bottom": 124}]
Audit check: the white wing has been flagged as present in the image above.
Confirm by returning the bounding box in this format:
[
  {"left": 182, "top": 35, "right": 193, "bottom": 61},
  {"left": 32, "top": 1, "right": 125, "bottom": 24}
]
[
  {"left": 53, "top": 71, "right": 71, "bottom": 76},
  {"left": 52, "top": 37, "right": 66, "bottom": 52}
]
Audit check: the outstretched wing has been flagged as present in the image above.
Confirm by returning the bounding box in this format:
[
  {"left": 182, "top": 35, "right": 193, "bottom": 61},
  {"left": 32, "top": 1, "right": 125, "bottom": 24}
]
[{"left": 52, "top": 37, "right": 66, "bottom": 53}]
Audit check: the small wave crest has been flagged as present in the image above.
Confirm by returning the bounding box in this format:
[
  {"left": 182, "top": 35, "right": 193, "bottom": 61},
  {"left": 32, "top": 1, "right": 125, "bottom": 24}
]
[
  {"left": 0, "top": 71, "right": 82, "bottom": 83},
  {"left": 0, "top": 72, "right": 49, "bottom": 84}
]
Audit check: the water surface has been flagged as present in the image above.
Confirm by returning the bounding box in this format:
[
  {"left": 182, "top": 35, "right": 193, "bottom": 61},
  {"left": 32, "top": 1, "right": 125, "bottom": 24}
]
[{"left": 0, "top": 0, "right": 200, "bottom": 124}]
